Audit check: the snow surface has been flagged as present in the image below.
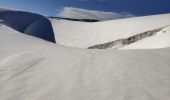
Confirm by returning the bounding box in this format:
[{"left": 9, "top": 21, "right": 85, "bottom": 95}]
[
  {"left": 50, "top": 14, "right": 170, "bottom": 48},
  {"left": 0, "top": 8, "right": 170, "bottom": 100},
  {"left": 1, "top": 23, "right": 170, "bottom": 100}
]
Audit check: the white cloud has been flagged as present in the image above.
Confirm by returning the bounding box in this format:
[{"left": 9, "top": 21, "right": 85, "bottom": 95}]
[{"left": 57, "top": 7, "right": 134, "bottom": 21}]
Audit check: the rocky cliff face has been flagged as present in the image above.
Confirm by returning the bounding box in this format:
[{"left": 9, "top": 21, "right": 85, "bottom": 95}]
[{"left": 88, "top": 26, "right": 167, "bottom": 49}]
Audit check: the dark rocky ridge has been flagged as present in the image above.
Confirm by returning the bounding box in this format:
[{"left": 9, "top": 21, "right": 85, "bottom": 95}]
[
  {"left": 49, "top": 17, "right": 99, "bottom": 22},
  {"left": 88, "top": 26, "right": 167, "bottom": 49}
]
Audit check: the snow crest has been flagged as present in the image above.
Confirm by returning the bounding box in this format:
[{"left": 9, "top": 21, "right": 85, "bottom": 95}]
[{"left": 0, "top": 10, "right": 56, "bottom": 43}]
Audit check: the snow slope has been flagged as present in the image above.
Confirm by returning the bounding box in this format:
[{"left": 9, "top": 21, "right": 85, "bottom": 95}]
[
  {"left": 50, "top": 14, "right": 170, "bottom": 48},
  {"left": 120, "top": 26, "right": 170, "bottom": 49},
  {"left": 1, "top": 20, "right": 170, "bottom": 100},
  {"left": 88, "top": 26, "right": 170, "bottom": 49},
  {"left": 0, "top": 8, "right": 170, "bottom": 100},
  {"left": 0, "top": 8, "right": 55, "bottom": 43}
]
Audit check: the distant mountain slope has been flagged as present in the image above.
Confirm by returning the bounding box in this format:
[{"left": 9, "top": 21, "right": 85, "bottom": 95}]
[
  {"left": 0, "top": 8, "right": 55, "bottom": 43},
  {"left": 50, "top": 14, "right": 170, "bottom": 48}
]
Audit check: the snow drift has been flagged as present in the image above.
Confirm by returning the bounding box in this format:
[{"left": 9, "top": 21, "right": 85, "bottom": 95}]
[{"left": 0, "top": 9, "right": 55, "bottom": 43}]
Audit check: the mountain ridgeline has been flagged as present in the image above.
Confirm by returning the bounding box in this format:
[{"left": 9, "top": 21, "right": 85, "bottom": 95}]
[{"left": 49, "top": 17, "right": 99, "bottom": 22}]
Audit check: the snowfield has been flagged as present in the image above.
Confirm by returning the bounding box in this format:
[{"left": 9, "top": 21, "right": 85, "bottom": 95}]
[
  {"left": 0, "top": 8, "right": 170, "bottom": 100},
  {"left": 50, "top": 14, "right": 170, "bottom": 48}
]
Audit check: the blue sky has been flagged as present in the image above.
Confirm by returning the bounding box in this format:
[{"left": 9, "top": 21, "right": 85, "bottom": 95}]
[{"left": 0, "top": 0, "right": 170, "bottom": 20}]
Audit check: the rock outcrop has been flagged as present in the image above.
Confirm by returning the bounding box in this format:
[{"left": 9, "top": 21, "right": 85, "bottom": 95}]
[{"left": 88, "top": 26, "right": 166, "bottom": 49}]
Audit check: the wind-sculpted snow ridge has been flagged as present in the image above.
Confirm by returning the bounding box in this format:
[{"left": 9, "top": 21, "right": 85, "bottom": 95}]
[
  {"left": 88, "top": 26, "right": 167, "bottom": 49},
  {"left": 0, "top": 10, "right": 56, "bottom": 43}
]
